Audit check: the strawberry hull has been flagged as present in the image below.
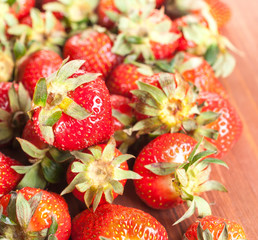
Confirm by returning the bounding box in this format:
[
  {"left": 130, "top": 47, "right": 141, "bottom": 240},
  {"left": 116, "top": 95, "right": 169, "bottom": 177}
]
[{"left": 32, "top": 76, "right": 114, "bottom": 151}]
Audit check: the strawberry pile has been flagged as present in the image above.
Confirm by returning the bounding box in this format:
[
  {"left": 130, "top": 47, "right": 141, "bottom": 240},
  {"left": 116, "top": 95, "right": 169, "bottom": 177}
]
[{"left": 0, "top": 0, "right": 247, "bottom": 239}]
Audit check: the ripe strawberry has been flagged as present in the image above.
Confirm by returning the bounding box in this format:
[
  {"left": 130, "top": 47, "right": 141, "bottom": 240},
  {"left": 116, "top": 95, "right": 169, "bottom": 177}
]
[
  {"left": 111, "top": 7, "right": 180, "bottom": 60},
  {"left": 0, "top": 152, "right": 23, "bottom": 198},
  {"left": 184, "top": 215, "right": 247, "bottom": 240},
  {"left": 17, "top": 49, "right": 63, "bottom": 97},
  {"left": 62, "top": 137, "right": 140, "bottom": 210},
  {"left": 71, "top": 204, "right": 168, "bottom": 240},
  {"left": 197, "top": 92, "right": 243, "bottom": 158},
  {"left": 97, "top": 0, "right": 165, "bottom": 29},
  {"left": 174, "top": 12, "right": 236, "bottom": 78},
  {"left": 134, "top": 133, "right": 228, "bottom": 223},
  {"left": 8, "top": 8, "right": 66, "bottom": 55},
  {"left": 11, "top": 0, "right": 35, "bottom": 20},
  {"left": 156, "top": 52, "right": 228, "bottom": 98},
  {"left": 110, "top": 95, "right": 136, "bottom": 153},
  {"left": 106, "top": 62, "right": 154, "bottom": 97},
  {"left": 63, "top": 29, "right": 122, "bottom": 79},
  {"left": 0, "top": 187, "right": 71, "bottom": 239},
  {"left": 43, "top": 0, "right": 99, "bottom": 31},
  {"left": 31, "top": 59, "right": 114, "bottom": 151},
  {"left": 0, "top": 82, "right": 31, "bottom": 147}
]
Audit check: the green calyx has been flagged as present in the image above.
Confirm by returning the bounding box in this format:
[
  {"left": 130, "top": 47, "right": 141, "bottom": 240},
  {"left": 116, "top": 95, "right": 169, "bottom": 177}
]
[
  {"left": 0, "top": 192, "right": 58, "bottom": 240},
  {"left": 31, "top": 59, "right": 101, "bottom": 145},
  {"left": 0, "top": 83, "right": 31, "bottom": 145},
  {"left": 8, "top": 8, "right": 66, "bottom": 56},
  {"left": 111, "top": 1, "right": 180, "bottom": 60},
  {"left": 131, "top": 73, "right": 200, "bottom": 136},
  {"left": 145, "top": 139, "right": 228, "bottom": 225},
  {"left": 61, "top": 137, "right": 141, "bottom": 211},
  {"left": 13, "top": 138, "right": 71, "bottom": 189},
  {"left": 44, "top": 0, "right": 99, "bottom": 31}
]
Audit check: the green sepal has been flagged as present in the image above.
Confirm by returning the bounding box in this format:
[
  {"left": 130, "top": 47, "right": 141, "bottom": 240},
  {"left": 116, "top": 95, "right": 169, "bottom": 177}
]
[
  {"left": 43, "top": 110, "right": 62, "bottom": 127},
  {"left": 199, "top": 180, "right": 227, "bottom": 193},
  {"left": 17, "top": 163, "right": 47, "bottom": 189},
  {"left": 155, "top": 59, "right": 176, "bottom": 73},
  {"left": 194, "top": 196, "right": 212, "bottom": 218},
  {"left": 196, "top": 111, "right": 220, "bottom": 126},
  {"left": 16, "top": 137, "right": 49, "bottom": 159},
  {"left": 112, "top": 109, "right": 134, "bottom": 127},
  {"left": 47, "top": 216, "right": 58, "bottom": 236},
  {"left": 41, "top": 157, "right": 64, "bottom": 184},
  {"left": 173, "top": 198, "right": 195, "bottom": 225},
  {"left": 16, "top": 193, "right": 32, "bottom": 228},
  {"left": 8, "top": 84, "right": 19, "bottom": 113},
  {"left": 33, "top": 78, "right": 47, "bottom": 107},
  {"left": 49, "top": 148, "right": 74, "bottom": 163},
  {"left": 204, "top": 44, "right": 219, "bottom": 66},
  {"left": 92, "top": 188, "right": 103, "bottom": 212},
  {"left": 99, "top": 237, "right": 111, "bottom": 240},
  {"left": 113, "top": 168, "right": 142, "bottom": 181},
  {"left": 145, "top": 162, "right": 180, "bottom": 176},
  {"left": 13, "top": 41, "right": 26, "bottom": 60}
]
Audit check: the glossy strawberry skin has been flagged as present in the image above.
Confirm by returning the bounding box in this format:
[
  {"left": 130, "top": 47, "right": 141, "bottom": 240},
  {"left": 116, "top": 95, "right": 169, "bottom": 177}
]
[
  {"left": 63, "top": 30, "right": 122, "bottom": 79},
  {"left": 198, "top": 92, "right": 243, "bottom": 158},
  {"left": 66, "top": 144, "right": 128, "bottom": 204},
  {"left": 110, "top": 94, "right": 133, "bottom": 131},
  {"left": 32, "top": 71, "right": 114, "bottom": 151},
  {"left": 12, "top": 0, "right": 35, "bottom": 20},
  {"left": 71, "top": 204, "right": 168, "bottom": 240},
  {"left": 134, "top": 133, "right": 197, "bottom": 209},
  {"left": 22, "top": 120, "right": 48, "bottom": 150},
  {"left": 184, "top": 215, "right": 246, "bottom": 240},
  {"left": 107, "top": 63, "right": 147, "bottom": 98},
  {"left": 180, "top": 52, "right": 228, "bottom": 99},
  {"left": 0, "top": 153, "right": 23, "bottom": 198},
  {"left": 17, "top": 50, "right": 63, "bottom": 97},
  {"left": 0, "top": 187, "right": 71, "bottom": 240}
]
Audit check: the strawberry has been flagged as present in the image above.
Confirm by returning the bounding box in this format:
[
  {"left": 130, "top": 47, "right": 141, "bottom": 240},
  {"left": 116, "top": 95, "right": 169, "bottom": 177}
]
[
  {"left": 197, "top": 92, "right": 243, "bottom": 158},
  {"left": 0, "top": 187, "right": 71, "bottom": 239},
  {"left": 11, "top": 0, "right": 35, "bottom": 20},
  {"left": 156, "top": 52, "right": 228, "bottom": 99},
  {"left": 0, "top": 82, "right": 31, "bottom": 147},
  {"left": 17, "top": 49, "right": 63, "bottom": 97},
  {"left": 43, "top": 0, "right": 99, "bottom": 31},
  {"left": 110, "top": 94, "right": 136, "bottom": 153},
  {"left": 134, "top": 133, "right": 228, "bottom": 223},
  {"left": 62, "top": 137, "right": 141, "bottom": 210},
  {"left": 111, "top": 5, "right": 180, "bottom": 61},
  {"left": 184, "top": 215, "right": 247, "bottom": 240},
  {"left": 106, "top": 62, "right": 154, "bottom": 97},
  {"left": 71, "top": 204, "right": 168, "bottom": 240},
  {"left": 63, "top": 29, "right": 122, "bottom": 79},
  {"left": 8, "top": 8, "right": 66, "bottom": 56},
  {"left": 31, "top": 59, "right": 114, "bottom": 151},
  {"left": 174, "top": 12, "right": 237, "bottom": 78},
  {"left": 0, "top": 152, "right": 23, "bottom": 198},
  {"left": 97, "top": 0, "right": 166, "bottom": 29}
]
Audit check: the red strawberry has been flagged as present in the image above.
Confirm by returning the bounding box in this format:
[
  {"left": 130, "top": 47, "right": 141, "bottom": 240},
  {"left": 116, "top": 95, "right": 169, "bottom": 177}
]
[
  {"left": 63, "top": 29, "right": 122, "bottom": 79},
  {"left": 157, "top": 51, "right": 228, "bottom": 98},
  {"left": 0, "top": 152, "right": 23, "bottom": 197},
  {"left": 62, "top": 137, "right": 140, "bottom": 210},
  {"left": 31, "top": 59, "right": 114, "bottom": 151},
  {"left": 198, "top": 92, "right": 243, "bottom": 158},
  {"left": 97, "top": 0, "right": 165, "bottom": 29},
  {"left": 17, "top": 49, "right": 63, "bottom": 97},
  {"left": 71, "top": 204, "right": 168, "bottom": 240},
  {"left": 0, "top": 82, "right": 31, "bottom": 147},
  {"left": 9, "top": 8, "right": 66, "bottom": 55},
  {"left": 112, "top": 8, "right": 180, "bottom": 61},
  {"left": 106, "top": 63, "right": 153, "bottom": 97},
  {"left": 11, "top": 0, "right": 35, "bottom": 20},
  {"left": 0, "top": 187, "right": 71, "bottom": 239},
  {"left": 134, "top": 133, "right": 228, "bottom": 223},
  {"left": 184, "top": 215, "right": 247, "bottom": 240}
]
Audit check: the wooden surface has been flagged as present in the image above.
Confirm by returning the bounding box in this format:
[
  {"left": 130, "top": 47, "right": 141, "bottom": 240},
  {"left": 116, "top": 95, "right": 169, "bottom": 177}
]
[{"left": 114, "top": 1, "right": 258, "bottom": 239}]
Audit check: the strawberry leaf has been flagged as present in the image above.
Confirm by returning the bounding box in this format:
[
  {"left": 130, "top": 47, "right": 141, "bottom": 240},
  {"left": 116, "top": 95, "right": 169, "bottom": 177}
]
[
  {"left": 16, "top": 193, "right": 32, "bottom": 228},
  {"left": 194, "top": 196, "right": 212, "bottom": 218},
  {"left": 28, "top": 192, "right": 42, "bottom": 218},
  {"left": 13, "top": 41, "right": 26, "bottom": 60},
  {"left": 145, "top": 162, "right": 180, "bottom": 176},
  {"left": 93, "top": 188, "right": 104, "bottom": 212},
  {"left": 110, "top": 180, "right": 123, "bottom": 195},
  {"left": 41, "top": 157, "right": 64, "bottom": 183},
  {"left": 204, "top": 44, "right": 219, "bottom": 66},
  {"left": 43, "top": 110, "right": 62, "bottom": 127},
  {"left": 8, "top": 84, "right": 19, "bottom": 113},
  {"left": 33, "top": 78, "right": 47, "bottom": 107},
  {"left": 48, "top": 216, "right": 58, "bottom": 235},
  {"left": 173, "top": 199, "right": 196, "bottom": 225},
  {"left": 218, "top": 223, "right": 228, "bottom": 240}
]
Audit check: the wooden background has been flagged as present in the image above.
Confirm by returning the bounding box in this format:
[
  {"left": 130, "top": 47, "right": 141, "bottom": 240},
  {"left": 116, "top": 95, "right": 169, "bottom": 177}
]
[
  {"left": 3, "top": 0, "right": 257, "bottom": 239},
  {"left": 114, "top": 0, "right": 258, "bottom": 239}
]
